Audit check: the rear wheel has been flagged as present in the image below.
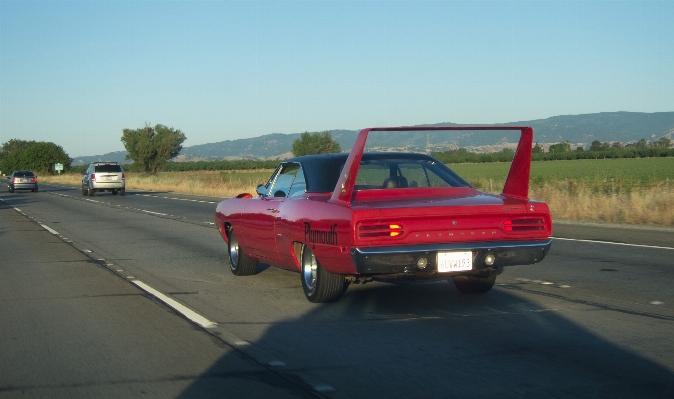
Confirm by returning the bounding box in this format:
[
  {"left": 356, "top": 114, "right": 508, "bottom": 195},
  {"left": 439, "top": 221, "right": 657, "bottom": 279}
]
[
  {"left": 87, "top": 185, "right": 95, "bottom": 196},
  {"left": 9, "top": 186, "right": 14, "bottom": 193},
  {"left": 81, "top": 185, "right": 86, "bottom": 196},
  {"left": 301, "top": 246, "right": 346, "bottom": 303},
  {"left": 112, "top": 190, "right": 118, "bottom": 195},
  {"left": 228, "top": 229, "right": 258, "bottom": 276},
  {"left": 451, "top": 274, "right": 496, "bottom": 294},
  {"left": 119, "top": 188, "right": 125, "bottom": 196}
]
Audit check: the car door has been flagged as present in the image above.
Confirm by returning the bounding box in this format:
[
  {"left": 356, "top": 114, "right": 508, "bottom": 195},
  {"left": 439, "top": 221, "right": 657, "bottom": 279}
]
[{"left": 237, "top": 163, "right": 301, "bottom": 262}]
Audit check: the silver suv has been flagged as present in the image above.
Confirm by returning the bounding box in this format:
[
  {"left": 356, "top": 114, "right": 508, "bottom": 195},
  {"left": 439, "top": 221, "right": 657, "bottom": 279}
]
[{"left": 82, "top": 162, "right": 126, "bottom": 196}]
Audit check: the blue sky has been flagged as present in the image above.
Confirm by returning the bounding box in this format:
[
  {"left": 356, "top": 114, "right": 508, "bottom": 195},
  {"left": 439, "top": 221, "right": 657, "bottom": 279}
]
[{"left": 1, "top": 0, "right": 673, "bottom": 157}]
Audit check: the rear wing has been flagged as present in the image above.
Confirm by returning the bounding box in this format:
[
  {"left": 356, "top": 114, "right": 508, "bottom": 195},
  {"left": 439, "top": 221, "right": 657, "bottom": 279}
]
[{"left": 330, "top": 126, "right": 534, "bottom": 205}]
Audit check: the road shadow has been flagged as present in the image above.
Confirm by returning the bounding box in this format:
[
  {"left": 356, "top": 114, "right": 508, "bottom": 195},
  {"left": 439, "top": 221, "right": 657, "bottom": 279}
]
[
  {"left": 0, "top": 192, "right": 40, "bottom": 207},
  {"left": 178, "top": 280, "right": 674, "bottom": 398}
]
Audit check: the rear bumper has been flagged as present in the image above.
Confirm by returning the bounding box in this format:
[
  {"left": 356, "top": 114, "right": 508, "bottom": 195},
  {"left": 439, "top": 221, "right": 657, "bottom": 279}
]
[
  {"left": 10, "top": 183, "right": 37, "bottom": 190},
  {"left": 350, "top": 239, "right": 552, "bottom": 275},
  {"left": 91, "top": 181, "right": 125, "bottom": 190}
]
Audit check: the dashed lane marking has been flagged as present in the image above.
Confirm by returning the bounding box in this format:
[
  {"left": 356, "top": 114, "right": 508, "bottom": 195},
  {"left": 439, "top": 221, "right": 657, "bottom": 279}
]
[
  {"left": 142, "top": 210, "right": 168, "bottom": 216},
  {"left": 131, "top": 280, "right": 218, "bottom": 329},
  {"left": 39, "top": 224, "right": 60, "bottom": 235}
]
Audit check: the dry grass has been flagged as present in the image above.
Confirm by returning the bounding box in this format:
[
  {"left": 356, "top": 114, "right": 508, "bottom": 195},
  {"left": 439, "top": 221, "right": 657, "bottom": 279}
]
[
  {"left": 531, "top": 185, "right": 674, "bottom": 226},
  {"left": 42, "top": 171, "right": 674, "bottom": 226},
  {"left": 41, "top": 170, "right": 268, "bottom": 198}
]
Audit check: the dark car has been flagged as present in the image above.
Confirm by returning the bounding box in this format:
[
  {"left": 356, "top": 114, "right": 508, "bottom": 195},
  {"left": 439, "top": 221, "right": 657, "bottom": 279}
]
[
  {"left": 215, "top": 126, "right": 553, "bottom": 303},
  {"left": 7, "top": 170, "right": 38, "bottom": 193}
]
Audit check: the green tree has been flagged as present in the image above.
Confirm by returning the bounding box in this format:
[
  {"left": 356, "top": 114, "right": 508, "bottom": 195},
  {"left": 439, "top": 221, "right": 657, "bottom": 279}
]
[
  {"left": 548, "top": 141, "right": 571, "bottom": 153},
  {"left": 650, "top": 136, "right": 672, "bottom": 148},
  {"left": 121, "top": 124, "right": 186, "bottom": 174},
  {"left": 1, "top": 141, "right": 71, "bottom": 173},
  {"left": 611, "top": 141, "right": 624, "bottom": 150},
  {"left": 0, "top": 139, "right": 35, "bottom": 172},
  {"left": 291, "top": 131, "right": 341, "bottom": 157},
  {"left": 532, "top": 142, "right": 544, "bottom": 153},
  {"left": 590, "top": 140, "right": 609, "bottom": 151}
]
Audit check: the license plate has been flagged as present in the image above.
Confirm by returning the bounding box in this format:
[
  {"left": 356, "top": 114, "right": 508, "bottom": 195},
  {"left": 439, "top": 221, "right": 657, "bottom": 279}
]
[
  {"left": 105, "top": 176, "right": 114, "bottom": 180},
  {"left": 437, "top": 251, "right": 473, "bottom": 272},
  {"left": 19, "top": 179, "right": 26, "bottom": 182}
]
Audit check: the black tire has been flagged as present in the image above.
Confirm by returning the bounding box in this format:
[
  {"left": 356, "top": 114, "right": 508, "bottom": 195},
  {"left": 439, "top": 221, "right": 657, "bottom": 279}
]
[
  {"left": 301, "top": 246, "right": 346, "bottom": 303},
  {"left": 227, "top": 229, "right": 258, "bottom": 276},
  {"left": 32, "top": 187, "right": 37, "bottom": 192},
  {"left": 9, "top": 186, "right": 14, "bottom": 193},
  {"left": 87, "top": 185, "right": 95, "bottom": 196},
  {"left": 112, "top": 190, "right": 118, "bottom": 195},
  {"left": 82, "top": 185, "right": 87, "bottom": 196},
  {"left": 451, "top": 274, "right": 496, "bottom": 294},
  {"left": 119, "top": 188, "right": 125, "bottom": 196}
]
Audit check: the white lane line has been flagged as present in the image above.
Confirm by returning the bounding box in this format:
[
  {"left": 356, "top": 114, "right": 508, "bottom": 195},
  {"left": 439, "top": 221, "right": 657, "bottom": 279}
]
[
  {"left": 132, "top": 280, "right": 218, "bottom": 329},
  {"left": 142, "top": 210, "right": 168, "bottom": 216},
  {"left": 40, "top": 224, "right": 60, "bottom": 235},
  {"left": 553, "top": 237, "right": 674, "bottom": 250}
]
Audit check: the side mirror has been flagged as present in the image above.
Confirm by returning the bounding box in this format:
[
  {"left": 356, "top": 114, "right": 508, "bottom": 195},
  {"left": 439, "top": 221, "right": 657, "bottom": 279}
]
[{"left": 256, "top": 184, "right": 266, "bottom": 197}]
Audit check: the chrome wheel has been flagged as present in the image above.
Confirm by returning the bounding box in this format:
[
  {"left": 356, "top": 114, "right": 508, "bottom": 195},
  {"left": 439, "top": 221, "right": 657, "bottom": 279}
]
[
  {"left": 228, "top": 231, "right": 240, "bottom": 269},
  {"left": 227, "top": 229, "right": 258, "bottom": 276},
  {"left": 301, "top": 248, "right": 318, "bottom": 295},
  {"left": 300, "top": 245, "right": 346, "bottom": 303}
]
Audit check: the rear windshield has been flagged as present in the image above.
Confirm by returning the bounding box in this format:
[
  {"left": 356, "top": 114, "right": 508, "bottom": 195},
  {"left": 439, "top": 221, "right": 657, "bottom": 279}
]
[
  {"left": 355, "top": 159, "right": 470, "bottom": 189},
  {"left": 13, "top": 171, "right": 35, "bottom": 177},
  {"left": 95, "top": 164, "right": 122, "bottom": 173}
]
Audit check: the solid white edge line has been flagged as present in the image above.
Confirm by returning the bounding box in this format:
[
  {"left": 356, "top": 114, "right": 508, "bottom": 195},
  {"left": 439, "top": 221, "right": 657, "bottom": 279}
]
[
  {"left": 132, "top": 280, "right": 217, "bottom": 328},
  {"left": 40, "top": 224, "right": 60, "bottom": 235},
  {"left": 553, "top": 237, "right": 674, "bottom": 250}
]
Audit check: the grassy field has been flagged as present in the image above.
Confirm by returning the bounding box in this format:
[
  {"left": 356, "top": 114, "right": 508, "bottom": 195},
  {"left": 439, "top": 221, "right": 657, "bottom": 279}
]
[
  {"left": 41, "top": 158, "right": 674, "bottom": 226},
  {"left": 450, "top": 158, "right": 674, "bottom": 226},
  {"left": 451, "top": 157, "right": 674, "bottom": 193}
]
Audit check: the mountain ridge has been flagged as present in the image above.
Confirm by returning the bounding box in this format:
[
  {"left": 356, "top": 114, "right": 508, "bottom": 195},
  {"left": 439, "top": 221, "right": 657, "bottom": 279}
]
[{"left": 72, "top": 111, "right": 674, "bottom": 165}]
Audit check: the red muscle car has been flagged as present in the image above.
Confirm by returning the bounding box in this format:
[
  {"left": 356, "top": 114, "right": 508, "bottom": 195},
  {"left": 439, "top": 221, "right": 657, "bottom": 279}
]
[{"left": 215, "top": 126, "right": 552, "bottom": 303}]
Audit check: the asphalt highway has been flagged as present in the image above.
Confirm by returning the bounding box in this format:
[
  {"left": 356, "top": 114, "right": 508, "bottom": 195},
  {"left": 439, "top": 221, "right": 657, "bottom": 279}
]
[{"left": 1, "top": 183, "right": 673, "bottom": 398}]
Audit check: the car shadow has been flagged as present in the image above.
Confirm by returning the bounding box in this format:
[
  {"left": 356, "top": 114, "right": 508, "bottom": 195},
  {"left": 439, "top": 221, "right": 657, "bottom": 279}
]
[{"left": 177, "top": 281, "right": 674, "bottom": 398}]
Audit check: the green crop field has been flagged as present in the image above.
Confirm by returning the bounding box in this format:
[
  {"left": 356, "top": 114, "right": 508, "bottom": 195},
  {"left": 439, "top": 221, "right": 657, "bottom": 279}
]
[{"left": 448, "top": 157, "right": 674, "bottom": 193}]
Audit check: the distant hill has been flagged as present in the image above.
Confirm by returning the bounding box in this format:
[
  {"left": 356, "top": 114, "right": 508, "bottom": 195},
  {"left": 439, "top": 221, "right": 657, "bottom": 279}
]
[{"left": 72, "top": 112, "right": 674, "bottom": 165}]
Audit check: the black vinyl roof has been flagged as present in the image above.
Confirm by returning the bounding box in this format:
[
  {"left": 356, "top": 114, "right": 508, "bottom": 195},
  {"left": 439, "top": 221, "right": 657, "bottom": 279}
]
[{"left": 283, "top": 152, "right": 441, "bottom": 193}]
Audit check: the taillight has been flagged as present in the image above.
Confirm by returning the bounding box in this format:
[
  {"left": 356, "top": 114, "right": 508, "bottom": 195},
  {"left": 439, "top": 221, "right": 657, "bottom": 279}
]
[
  {"left": 12, "top": 178, "right": 17, "bottom": 183},
  {"left": 91, "top": 173, "right": 96, "bottom": 180},
  {"left": 122, "top": 173, "right": 125, "bottom": 180},
  {"left": 503, "top": 218, "right": 545, "bottom": 232},
  {"left": 359, "top": 224, "right": 403, "bottom": 238},
  {"left": 30, "top": 178, "right": 37, "bottom": 183}
]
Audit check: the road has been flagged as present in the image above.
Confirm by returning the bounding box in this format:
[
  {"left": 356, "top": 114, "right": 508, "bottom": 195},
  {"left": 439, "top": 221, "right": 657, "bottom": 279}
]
[{"left": 1, "top": 183, "right": 673, "bottom": 398}]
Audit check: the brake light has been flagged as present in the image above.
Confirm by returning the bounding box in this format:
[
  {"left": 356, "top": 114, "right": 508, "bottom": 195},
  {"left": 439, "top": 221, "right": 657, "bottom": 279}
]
[
  {"left": 91, "top": 173, "right": 96, "bottom": 180},
  {"left": 359, "top": 224, "right": 403, "bottom": 238},
  {"left": 122, "top": 173, "right": 125, "bottom": 180},
  {"left": 30, "top": 178, "right": 37, "bottom": 183},
  {"left": 503, "top": 218, "right": 544, "bottom": 232},
  {"left": 12, "top": 178, "right": 17, "bottom": 183}
]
